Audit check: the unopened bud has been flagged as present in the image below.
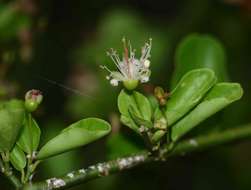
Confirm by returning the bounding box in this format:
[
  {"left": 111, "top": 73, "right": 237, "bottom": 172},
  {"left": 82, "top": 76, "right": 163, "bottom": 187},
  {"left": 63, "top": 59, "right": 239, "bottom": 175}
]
[
  {"left": 154, "top": 87, "right": 165, "bottom": 99},
  {"left": 24, "top": 89, "right": 43, "bottom": 112},
  {"left": 154, "top": 86, "right": 170, "bottom": 106}
]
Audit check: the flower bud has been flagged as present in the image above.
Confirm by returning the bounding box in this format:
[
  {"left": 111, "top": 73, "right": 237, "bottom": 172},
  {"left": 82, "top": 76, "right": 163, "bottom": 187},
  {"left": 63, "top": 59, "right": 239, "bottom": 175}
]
[
  {"left": 154, "top": 86, "right": 170, "bottom": 106},
  {"left": 24, "top": 89, "right": 43, "bottom": 112},
  {"left": 154, "top": 87, "right": 165, "bottom": 99}
]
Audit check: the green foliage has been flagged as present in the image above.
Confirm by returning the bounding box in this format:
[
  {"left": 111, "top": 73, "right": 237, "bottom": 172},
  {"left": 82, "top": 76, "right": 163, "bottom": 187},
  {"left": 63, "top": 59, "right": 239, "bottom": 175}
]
[
  {"left": 17, "top": 114, "right": 41, "bottom": 154},
  {"left": 10, "top": 145, "right": 26, "bottom": 171},
  {"left": 118, "top": 90, "right": 152, "bottom": 121},
  {"left": 117, "top": 67, "right": 243, "bottom": 149},
  {"left": 0, "top": 100, "right": 25, "bottom": 152},
  {"left": 0, "top": 3, "right": 30, "bottom": 41},
  {"left": 0, "top": 26, "right": 246, "bottom": 189},
  {"left": 165, "top": 68, "right": 217, "bottom": 126},
  {"left": 171, "top": 83, "right": 243, "bottom": 141},
  {"left": 37, "top": 118, "right": 111, "bottom": 160},
  {"left": 118, "top": 90, "right": 152, "bottom": 133},
  {"left": 171, "top": 34, "right": 228, "bottom": 87},
  {"left": 128, "top": 106, "right": 153, "bottom": 129}
]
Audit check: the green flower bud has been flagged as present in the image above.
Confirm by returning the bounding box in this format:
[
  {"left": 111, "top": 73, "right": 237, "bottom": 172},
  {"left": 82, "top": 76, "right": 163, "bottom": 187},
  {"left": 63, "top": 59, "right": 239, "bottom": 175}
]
[
  {"left": 123, "top": 79, "right": 139, "bottom": 90},
  {"left": 24, "top": 89, "right": 43, "bottom": 112}
]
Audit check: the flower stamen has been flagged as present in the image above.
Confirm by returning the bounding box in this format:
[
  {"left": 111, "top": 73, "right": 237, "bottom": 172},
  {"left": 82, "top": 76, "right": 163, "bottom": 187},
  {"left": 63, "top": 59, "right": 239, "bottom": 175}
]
[{"left": 101, "top": 38, "right": 152, "bottom": 90}]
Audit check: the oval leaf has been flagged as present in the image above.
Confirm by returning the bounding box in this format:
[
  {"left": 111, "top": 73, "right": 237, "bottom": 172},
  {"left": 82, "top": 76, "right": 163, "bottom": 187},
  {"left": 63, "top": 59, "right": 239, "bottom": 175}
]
[
  {"left": 118, "top": 90, "right": 152, "bottom": 123},
  {"left": 171, "top": 83, "right": 243, "bottom": 141},
  {"left": 165, "top": 68, "right": 217, "bottom": 126},
  {"left": 120, "top": 115, "right": 139, "bottom": 134},
  {"left": 0, "top": 100, "right": 25, "bottom": 152},
  {"left": 17, "top": 114, "right": 41, "bottom": 154},
  {"left": 128, "top": 106, "right": 153, "bottom": 129},
  {"left": 171, "top": 34, "right": 228, "bottom": 87},
  {"left": 10, "top": 145, "right": 26, "bottom": 171},
  {"left": 37, "top": 118, "right": 111, "bottom": 160}
]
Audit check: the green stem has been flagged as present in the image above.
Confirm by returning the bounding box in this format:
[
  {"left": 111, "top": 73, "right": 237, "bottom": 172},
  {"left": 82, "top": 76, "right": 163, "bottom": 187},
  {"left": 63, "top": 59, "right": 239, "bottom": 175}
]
[
  {"left": 0, "top": 155, "right": 22, "bottom": 189},
  {"left": 23, "top": 123, "right": 251, "bottom": 190},
  {"left": 0, "top": 157, "right": 4, "bottom": 170},
  {"left": 23, "top": 113, "right": 35, "bottom": 183},
  {"left": 21, "top": 169, "right": 25, "bottom": 184},
  {"left": 5, "top": 173, "right": 22, "bottom": 189},
  {"left": 24, "top": 157, "right": 32, "bottom": 183},
  {"left": 170, "top": 124, "right": 251, "bottom": 156}
]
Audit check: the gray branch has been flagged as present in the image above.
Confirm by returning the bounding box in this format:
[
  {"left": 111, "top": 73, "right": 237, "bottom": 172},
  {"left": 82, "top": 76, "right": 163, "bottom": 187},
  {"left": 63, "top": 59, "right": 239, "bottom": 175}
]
[{"left": 21, "top": 123, "right": 251, "bottom": 190}]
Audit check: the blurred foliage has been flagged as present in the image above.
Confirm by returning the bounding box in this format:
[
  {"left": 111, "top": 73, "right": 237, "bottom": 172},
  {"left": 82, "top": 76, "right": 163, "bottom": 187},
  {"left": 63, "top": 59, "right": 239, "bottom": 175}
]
[
  {"left": 0, "top": 0, "right": 251, "bottom": 190},
  {"left": 106, "top": 132, "right": 144, "bottom": 160},
  {"left": 0, "top": 3, "right": 30, "bottom": 42},
  {"left": 171, "top": 34, "right": 229, "bottom": 87}
]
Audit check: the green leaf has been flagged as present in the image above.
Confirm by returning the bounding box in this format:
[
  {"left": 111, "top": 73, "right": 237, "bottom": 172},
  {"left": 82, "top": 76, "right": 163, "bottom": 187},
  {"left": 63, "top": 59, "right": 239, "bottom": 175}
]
[
  {"left": 37, "top": 118, "right": 111, "bottom": 160},
  {"left": 0, "top": 100, "right": 25, "bottom": 152},
  {"left": 120, "top": 115, "right": 139, "bottom": 134},
  {"left": 148, "top": 95, "right": 159, "bottom": 114},
  {"left": 17, "top": 114, "right": 41, "bottom": 154},
  {"left": 10, "top": 145, "right": 26, "bottom": 171},
  {"left": 171, "top": 34, "right": 228, "bottom": 88},
  {"left": 165, "top": 68, "right": 217, "bottom": 126},
  {"left": 171, "top": 83, "right": 243, "bottom": 141},
  {"left": 128, "top": 106, "right": 153, "bottom": 129},
  {"left": 118, "top": 90, "right": 152, "bottom": 132}
]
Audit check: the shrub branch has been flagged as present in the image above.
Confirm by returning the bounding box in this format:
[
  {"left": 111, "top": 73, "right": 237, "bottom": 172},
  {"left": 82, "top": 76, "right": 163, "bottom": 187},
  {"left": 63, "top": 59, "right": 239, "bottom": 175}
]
[{"left": 21, "top": 123, "right": 251, "bottom": 190}]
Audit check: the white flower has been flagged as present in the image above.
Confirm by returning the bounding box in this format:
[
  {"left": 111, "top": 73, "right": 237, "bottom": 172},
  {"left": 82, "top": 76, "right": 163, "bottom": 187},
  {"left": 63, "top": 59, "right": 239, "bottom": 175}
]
[{"left": 101, "top": 38, "right": 152, "bottom": 90}]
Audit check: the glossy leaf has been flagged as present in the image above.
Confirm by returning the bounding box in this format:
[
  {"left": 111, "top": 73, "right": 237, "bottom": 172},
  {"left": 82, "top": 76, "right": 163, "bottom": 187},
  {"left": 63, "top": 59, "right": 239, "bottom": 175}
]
[
  {"left": 0, "top": 100, "right": 25, "bottom": 152},
  {"left": 118, "top": 90, "right": 152, "bottom": 121},
  {"left": 17, "top": 114, "right": 41, "bottom": 154},
  {"left": 128, "top": 106, "right": 153, "bottom": 129},
  {"left": 10, "top": 145, "right": 26, "bottom": 171},
  {"left": 171, "top": 83, "right": 243, "bottom": 141},
  {"left": 120, "top": 115, "right": 139, "bottom": 134},
  {"left": 37, "top": 118, "right": 111, "bottom": 160},
  {"left": 171, "top": 34, "right": 228, "bottom": 87},
  {"left": 165, "top": 68, "right": 217, "bottom": 126}
]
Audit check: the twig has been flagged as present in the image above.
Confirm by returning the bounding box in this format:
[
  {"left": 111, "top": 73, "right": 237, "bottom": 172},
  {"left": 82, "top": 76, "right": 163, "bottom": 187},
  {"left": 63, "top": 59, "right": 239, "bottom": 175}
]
[
  {"left": 22, "top": 123, "right": 251, "bottom": 190},
  {"left": 0, "top": 157, "right": 22, "bottom": 189}
]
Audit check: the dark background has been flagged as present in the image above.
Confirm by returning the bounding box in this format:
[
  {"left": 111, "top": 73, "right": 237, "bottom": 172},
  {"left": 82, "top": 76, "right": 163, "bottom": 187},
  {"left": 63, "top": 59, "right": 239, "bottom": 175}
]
[{"left": 0, "top": 0, "right": 251, "bottom": 189}]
